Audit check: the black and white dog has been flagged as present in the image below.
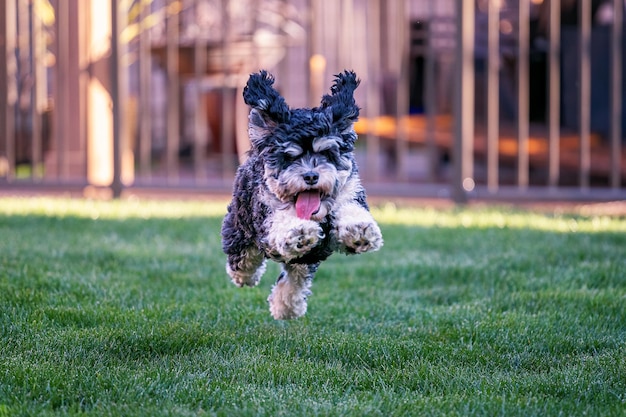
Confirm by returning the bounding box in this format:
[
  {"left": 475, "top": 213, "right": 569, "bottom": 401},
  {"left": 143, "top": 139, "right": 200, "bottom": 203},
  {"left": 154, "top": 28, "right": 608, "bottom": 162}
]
[{"left": 221, "top": 70, "right": 383, "bottom": 320}]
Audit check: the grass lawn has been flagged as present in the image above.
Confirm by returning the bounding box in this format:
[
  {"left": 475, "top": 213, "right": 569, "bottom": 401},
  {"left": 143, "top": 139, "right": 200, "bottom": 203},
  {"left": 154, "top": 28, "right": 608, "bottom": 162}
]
[{"left": 0, "top": 197, "right": 624, "bottom": 416}]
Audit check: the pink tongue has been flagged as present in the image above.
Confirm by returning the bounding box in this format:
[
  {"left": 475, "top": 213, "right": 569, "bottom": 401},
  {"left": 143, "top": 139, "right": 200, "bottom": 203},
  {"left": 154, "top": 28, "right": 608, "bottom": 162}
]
[{"left": 295, "top": 191, "right": 321, "bottom": 219}]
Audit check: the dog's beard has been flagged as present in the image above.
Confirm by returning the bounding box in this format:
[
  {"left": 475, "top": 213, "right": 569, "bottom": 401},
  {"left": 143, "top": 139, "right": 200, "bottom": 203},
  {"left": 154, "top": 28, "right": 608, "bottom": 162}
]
[{"left": 265, "top": 162, "right": 345, "bottom": 221}]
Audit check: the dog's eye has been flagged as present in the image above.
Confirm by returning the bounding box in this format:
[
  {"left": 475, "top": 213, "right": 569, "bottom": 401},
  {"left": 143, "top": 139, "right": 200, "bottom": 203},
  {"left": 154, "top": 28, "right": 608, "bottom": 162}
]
[
  {"left": 321, "top": 149, "right": 338, "bottom": 162},
  {"left": 283, "top": 146, "right": 302, "bottom": 162}
]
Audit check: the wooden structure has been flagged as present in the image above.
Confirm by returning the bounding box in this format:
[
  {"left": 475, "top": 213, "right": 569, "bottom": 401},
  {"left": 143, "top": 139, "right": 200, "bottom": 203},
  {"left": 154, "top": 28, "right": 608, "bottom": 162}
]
[{"left": 1, "top": 0, "right": 625, "bottom": 201}]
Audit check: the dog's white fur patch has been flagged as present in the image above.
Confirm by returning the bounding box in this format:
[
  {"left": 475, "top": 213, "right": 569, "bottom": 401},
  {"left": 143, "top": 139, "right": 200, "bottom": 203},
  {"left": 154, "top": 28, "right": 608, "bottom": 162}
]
[
  {"left": 265, "top": 208, "right": 324, "bottom": 262},
  {"left": 334, "top": 203, "right": 383, "bottom": 254},
  {"left": 267, "top": 264, "right": 312, "bottom": 319}
]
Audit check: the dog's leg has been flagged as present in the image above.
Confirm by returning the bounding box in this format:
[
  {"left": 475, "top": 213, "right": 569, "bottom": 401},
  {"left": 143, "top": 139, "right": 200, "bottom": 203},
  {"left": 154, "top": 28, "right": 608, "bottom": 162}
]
[
  {"left": 334, "top": 203, "right": 383, "bottom": 254},
  {"left": 226, "top": 246, "right": 267, "bottom": 287},
  {"left": 266, "top": 209, "right": 323, "bottom": 262},
  {"left": 267, "top": 263, "right": 318, "bottom": 320}
]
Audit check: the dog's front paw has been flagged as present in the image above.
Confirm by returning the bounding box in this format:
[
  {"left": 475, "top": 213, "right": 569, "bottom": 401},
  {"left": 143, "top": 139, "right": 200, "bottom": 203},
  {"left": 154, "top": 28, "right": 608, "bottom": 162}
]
[
  {"left": 337, "top": 221, "right": 383, "bottom": 254},
  {"left": 274, "top": 222, "right": 323, "bottom": 261}
]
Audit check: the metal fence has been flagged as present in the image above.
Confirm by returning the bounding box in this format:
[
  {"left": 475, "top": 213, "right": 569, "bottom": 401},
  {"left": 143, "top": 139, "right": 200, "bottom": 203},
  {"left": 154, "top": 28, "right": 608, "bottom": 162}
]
[{"left": 1, "top": 0, "right": 625, "bottom": 201}]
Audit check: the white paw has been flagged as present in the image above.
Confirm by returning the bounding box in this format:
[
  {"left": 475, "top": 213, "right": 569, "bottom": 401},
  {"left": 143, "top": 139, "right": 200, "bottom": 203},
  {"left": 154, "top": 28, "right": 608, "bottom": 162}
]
[
  {"left": 267, "top": 274, "right": 311, "bottom": 320},
  {"left": 337, "top": 221, "right": 383, "bottom": 254},
  {"left": 270, "top": 221, "right": 323, "bottom": 261},
  {"left": 226, "top": 247, "right": 266, "bottom": 287},
  {"left": 226, "top": 260, "right": 266, "bottom": 287}
]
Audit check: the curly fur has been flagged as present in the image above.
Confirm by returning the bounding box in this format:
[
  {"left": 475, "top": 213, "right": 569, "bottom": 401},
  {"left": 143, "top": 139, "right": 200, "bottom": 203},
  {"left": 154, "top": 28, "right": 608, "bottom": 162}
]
[{"left": 221, "top": 70, "right": 383, "bottom": 320}]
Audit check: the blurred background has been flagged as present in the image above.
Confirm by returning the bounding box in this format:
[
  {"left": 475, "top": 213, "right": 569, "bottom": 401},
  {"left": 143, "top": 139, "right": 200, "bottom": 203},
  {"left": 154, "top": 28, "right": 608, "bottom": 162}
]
[{"left": 1, "top": 0, "right": 625, "bottom": 201}]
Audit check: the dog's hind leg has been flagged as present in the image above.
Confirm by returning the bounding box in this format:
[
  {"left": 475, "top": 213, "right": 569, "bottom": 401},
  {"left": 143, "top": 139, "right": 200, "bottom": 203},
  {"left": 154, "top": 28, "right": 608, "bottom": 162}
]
[
  {"left": 226, "top": 246, "right": 267, "bottom": 287},
  {"left": 267, "top": 263, "right": 318, "bottom": 320}
]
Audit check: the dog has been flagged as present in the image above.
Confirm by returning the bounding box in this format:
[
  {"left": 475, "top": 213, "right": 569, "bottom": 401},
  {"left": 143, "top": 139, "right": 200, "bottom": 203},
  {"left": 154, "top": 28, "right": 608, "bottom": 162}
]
[{"left": 221, "top": 70, "right": 383, "bottom": 320}]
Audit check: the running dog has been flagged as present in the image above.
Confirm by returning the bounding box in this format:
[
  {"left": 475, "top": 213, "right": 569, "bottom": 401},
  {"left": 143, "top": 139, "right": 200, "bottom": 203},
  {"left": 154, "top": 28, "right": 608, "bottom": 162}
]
[{"left": 221, "top": 70, "right": 383, "bottom": 320}]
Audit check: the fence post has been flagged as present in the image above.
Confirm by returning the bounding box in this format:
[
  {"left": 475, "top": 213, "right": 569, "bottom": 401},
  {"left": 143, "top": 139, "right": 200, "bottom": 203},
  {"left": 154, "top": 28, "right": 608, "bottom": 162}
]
[
  {"left": 110, "top": 0, "right": 123, "bottom": 198},
  {"left": 452, "top": 0, "right": 474, "bottom": 203},
  {"left": 517, "top": 0, "right": 530, "bottom": 189},
  {"left": 166, "top": 0, "right": 180, "bottom": 184},
  {"left": 579, "top": 0, "right": 591, "bottom": 190},
  {"left": 611, "top": 0, "right": 623, "bottom": 189},
  {"left": 487, "top": 0, "right": 500, "bottom": 193},
  {"left": 0, "top": 0, "right": 17, "bottom": 181},
  {"left": 548, "top": 0, "right": 561, "bottom": 188},
  {"left": 365, "top": 0, "right": 381, "bottom": 182}
]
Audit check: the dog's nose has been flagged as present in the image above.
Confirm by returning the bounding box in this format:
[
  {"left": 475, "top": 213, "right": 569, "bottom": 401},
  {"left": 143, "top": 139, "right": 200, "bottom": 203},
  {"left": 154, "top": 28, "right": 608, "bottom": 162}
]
[{"left": 303, "top": 171, "right": 319, "bottom": 185}]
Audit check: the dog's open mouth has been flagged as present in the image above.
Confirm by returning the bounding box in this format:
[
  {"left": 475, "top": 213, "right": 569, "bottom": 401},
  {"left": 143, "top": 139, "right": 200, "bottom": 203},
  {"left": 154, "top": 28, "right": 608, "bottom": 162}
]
[{"left": 295, "top": 190, "right": 321, "bottom": 220}]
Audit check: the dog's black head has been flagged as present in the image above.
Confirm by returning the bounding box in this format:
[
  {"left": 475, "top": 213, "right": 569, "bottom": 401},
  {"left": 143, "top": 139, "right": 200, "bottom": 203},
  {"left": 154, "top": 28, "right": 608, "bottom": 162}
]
[{"left": 243, "top": 70, "right": 361, "bottom": 221}]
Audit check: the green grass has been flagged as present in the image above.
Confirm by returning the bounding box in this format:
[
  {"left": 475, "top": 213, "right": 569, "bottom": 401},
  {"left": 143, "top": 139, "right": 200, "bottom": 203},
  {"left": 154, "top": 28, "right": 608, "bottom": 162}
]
[{"left": 0, "top": 197, "right": 624, "bottom": 416}]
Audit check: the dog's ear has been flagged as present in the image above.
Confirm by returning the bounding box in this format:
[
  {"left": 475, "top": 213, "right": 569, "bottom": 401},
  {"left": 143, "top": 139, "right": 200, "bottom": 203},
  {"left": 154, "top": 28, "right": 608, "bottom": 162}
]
[
  {"left": 243, "top": 71, "right": 290, "bottom": 149},
  {"left": 320, "top": 70, "right": 360, "bottom": 132}
]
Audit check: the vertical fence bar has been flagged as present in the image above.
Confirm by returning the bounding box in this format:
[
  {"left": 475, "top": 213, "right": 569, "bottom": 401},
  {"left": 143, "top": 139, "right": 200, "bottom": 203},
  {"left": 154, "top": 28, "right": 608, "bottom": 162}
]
[
  {"left": 30, "top": 0, "right": 44, "bottom": 180},
  {"left": 452, "top": 0, "right": 474, "bottom": 203},
  {"left": 166, "top": 0, "right": 180, "bottom": 183},
  {"left": 487, "top": 0, "right": 499, "bottom": 192},
  {"left": 0, "top": 0, "right": 5, "bottom": 178},
  {"left": 394, "top": 0, "right": 409, "bottom": 182},
  {"left": 55, "top": 0, "right": 69, "bottom": 178},
  {"left": 220, "top": 0, "right": 235, "bottom": 178},
  {"left": 234, "top": 0, "right": 258, "bottom": 165},
  {"left": 193, "top": 0, "right": 207, "bottom": 184},
  {"left": 17, "top": 0, "right": 29, "bottom": 176},
  {"left": 339, "top": 0, "right": 354, "bottom": 73},
  {"left": 365, "top": 0, "right": 381, "bottom": 182},
  {"left": 276, "top": 0, "right": 289, "bottom": 101},
  {"left": 68, "top": 0, "right": 83, "bottom": 179},
  {"left": 425, "top": 3, "right": 437, "bottom": 182},
  {"left": 548, "top": 0, "right": 561, "bottom": 188},
  {"left": 1, "top": 0, "right": 17, "bottom": 181},
  {"left": 305, "top": 0, "right": 314, "bottom": 108},
  {"left": 110, "top": 0, "right": 123, "bottom": 198},
  {"left": 579, "top": 0, "right": 591, "bottom": 189},
  {"left": 138, "top": 0, "right": 152, "bottom": 181},
  {"left": 611, "top": 0, "right": 623, "bottom": 189},
  {"left": 329, "top": 0, "right": 341, "bottom": 81},
  {"left": 517, "top": 0, "right": 529, "bottom": 189}
]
